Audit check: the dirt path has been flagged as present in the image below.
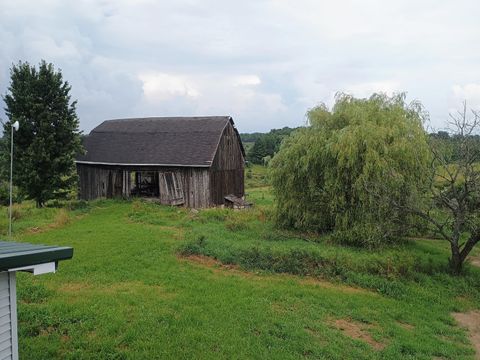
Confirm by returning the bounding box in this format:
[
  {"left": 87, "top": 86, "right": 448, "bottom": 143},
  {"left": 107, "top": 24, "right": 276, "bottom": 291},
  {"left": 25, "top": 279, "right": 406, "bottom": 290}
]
[
  {"left": 332, "top": 318, "right": 385, "bottom": 350},
  {"left": 469, "top": 256, "right": 480, "bottom": 268},
  {"left": 452, "top": 311, "right": 480, "bottom": 359}
]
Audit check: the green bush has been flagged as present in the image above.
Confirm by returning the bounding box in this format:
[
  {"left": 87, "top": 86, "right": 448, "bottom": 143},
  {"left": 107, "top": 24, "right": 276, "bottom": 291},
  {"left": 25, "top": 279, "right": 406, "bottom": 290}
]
[
  {"left": 328, "top": 224, "right": 398, "bottom": 249},
  {"left": 179, "top": 235, "right": 207, "bottom": 256},
  {"left": 0, "top": 181, "right": 23, "bottom": 206},
  {"left": 225, "top": 217, "right": 250, "bottom": 232}
]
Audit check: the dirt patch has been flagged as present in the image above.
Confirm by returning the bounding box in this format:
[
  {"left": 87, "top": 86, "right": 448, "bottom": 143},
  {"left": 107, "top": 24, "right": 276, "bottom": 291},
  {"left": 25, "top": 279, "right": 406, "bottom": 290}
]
[
  {"left": 469, "top": 255, "right": 480, "bottom": 268},
  {"left": 452, "top": 310, "right": 480, "bottom": 359},
  {"left": 27, "top": 213, "right": 85, "bottom": 234},
  {"left": 332, "top": 318, "right": 385, "bottom": 350},
  {"left": 182, "top": 255, "right": 244, "bottom": 273}
]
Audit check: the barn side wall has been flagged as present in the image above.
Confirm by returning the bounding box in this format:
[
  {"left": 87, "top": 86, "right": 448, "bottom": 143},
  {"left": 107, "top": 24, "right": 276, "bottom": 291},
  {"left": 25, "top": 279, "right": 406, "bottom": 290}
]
[
  {"left": 77, "top": 164, "right": 130, "bottom": 201},
  {"left": 210, "top": 122, "right": 245, "bottom": 205},
  {"left": 77, "top": 164, "right": 211, "bottom": 208},
  {"left": 178, "top": 168, "right": 211, "bottom": 208},
  {"left": 157, "top": 167, "right": 211, "bottom": 208}
]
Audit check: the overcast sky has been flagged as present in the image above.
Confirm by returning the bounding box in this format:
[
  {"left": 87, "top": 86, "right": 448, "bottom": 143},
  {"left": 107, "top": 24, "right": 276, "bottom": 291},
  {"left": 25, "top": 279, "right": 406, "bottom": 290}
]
[{"left": 1, "top": 0, "right": 480, "bottom": 133}]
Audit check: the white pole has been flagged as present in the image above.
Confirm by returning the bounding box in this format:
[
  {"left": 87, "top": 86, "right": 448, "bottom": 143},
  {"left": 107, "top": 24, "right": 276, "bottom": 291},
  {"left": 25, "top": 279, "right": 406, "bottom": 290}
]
[
  {"left": 9, "top": 124, "right": 13, "bottom": 238},
  {"left": 9, "top": 121, "right": 18, "bottom": 239}
]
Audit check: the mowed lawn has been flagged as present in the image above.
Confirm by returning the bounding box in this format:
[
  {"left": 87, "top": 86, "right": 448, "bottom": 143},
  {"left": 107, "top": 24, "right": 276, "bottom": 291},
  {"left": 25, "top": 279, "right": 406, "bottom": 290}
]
[{"left": 3, "top": 178, "right": 479, "bottom": 358}]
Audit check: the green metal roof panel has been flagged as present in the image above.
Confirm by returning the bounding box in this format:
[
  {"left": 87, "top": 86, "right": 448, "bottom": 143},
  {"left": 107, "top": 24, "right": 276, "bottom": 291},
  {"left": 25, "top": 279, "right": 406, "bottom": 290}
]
[{"left": 0, "top": 241, "right": 73, "bottom": 271}]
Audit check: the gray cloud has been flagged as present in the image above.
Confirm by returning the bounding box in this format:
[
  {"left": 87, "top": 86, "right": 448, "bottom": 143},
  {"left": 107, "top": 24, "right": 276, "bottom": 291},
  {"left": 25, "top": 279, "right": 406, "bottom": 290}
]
[{"left": 1, "top": 0, "right": 480, "bottom": 133}]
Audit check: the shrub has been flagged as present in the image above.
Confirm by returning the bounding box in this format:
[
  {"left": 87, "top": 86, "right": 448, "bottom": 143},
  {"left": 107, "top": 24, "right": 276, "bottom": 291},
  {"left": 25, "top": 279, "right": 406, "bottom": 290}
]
[
  {"left": 52, "top": 209, "right": 70, "bottom": 227},
  {"left": 0, "top": 181, "right": 23, "bottom": 206},
  {"left": 179, "top": 235, "right": 207, "bottom": 256},
  {"left": 328, "top": 224, "right": 397, "bottom": 249},
  {"left": 10, "top": 205, "right": 22, "bottom": 221},
  {"left": 67, "top": 200, "right": 89, "bottom": 211},
  {"left": 225, "top": 217, "right": 249, "bottom": 232}
]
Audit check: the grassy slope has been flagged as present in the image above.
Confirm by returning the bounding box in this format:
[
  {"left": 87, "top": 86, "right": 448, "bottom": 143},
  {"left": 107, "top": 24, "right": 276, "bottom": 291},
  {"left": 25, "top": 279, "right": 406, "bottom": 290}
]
[{"left": 2, "top": 168, "right": 477, "bottom": 359}]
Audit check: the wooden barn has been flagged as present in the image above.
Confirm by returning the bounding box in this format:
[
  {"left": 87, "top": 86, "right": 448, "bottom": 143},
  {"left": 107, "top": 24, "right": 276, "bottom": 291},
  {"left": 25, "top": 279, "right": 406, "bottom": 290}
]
[{"left": 76, "top": 116, "right": 245, "bottom": 208}]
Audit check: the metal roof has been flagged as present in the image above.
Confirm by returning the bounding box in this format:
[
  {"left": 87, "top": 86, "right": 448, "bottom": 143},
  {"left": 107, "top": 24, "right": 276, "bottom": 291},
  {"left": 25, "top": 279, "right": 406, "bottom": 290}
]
[
  {"left": 0, "top": 241, "right": 73, "bottom": 271},
  {"left": 76, "top": 116, "right": 244, "bottom": 167}
]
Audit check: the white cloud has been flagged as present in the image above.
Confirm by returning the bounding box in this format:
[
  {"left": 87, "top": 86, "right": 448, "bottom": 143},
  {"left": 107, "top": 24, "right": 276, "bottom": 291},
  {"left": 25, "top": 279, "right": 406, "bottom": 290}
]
[
  {"left": 27, "top": 35, "right": 82, "bottom": 60},
  {"left": 452, "top": 84, "right": 480, "bottom": 108},
  {"left": 1, "top": 0, "right": 480, "bottom": 131},
  {"left": 232, "top": 75, "right": 261, "bottom": 87},
  {"left": 134, "top": 71, "right": 286, "bottom": 130},
  {"left": 139, "top": 72, "right": 200, "bottom": 102},
  {"left": 344, "top": 81, "right": 401, "bottom": 98}
]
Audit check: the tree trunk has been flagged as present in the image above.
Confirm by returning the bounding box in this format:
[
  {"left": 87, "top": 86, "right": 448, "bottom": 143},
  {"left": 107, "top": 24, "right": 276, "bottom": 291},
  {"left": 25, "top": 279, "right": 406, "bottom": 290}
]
[{"left": 450, "top": 243, "right": 463, "bottom": 275}]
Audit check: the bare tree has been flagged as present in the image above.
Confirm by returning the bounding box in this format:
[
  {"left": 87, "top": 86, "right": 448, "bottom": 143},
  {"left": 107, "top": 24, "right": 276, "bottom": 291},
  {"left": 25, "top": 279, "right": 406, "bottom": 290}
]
[{"left": 404, "top": 102, "right": 480, "bottom": 274}]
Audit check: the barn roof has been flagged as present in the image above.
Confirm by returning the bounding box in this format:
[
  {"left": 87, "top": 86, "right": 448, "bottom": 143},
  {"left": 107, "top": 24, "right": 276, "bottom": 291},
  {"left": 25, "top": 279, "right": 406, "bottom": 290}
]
[{"left": 76, "top": 116, "right": 244, "bottom": 167}]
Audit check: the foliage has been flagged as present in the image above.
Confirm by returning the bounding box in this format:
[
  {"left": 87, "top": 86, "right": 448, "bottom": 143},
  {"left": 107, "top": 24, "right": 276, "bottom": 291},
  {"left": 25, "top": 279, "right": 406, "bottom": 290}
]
[
  {"left": 240, "top": 132, "right": 265, "bottom": 143},
  {"left": 0, "top": 181, "right": 23, "bottom": 205},
  {"left": 429, "top": 130, "right": 480, "bottom": 162},
  {"left": 244, "top": 164, "right": 269, "bottom": 189},
  {"left": 393, "top": 103, "right": 480, "bottom": 273},
  {"left": 2, "top": 60, "right": 83, "bottom": 207},
  {"left": 270, "top": 93, "right": 430, "bottom": 246},
  {"left": 245, "top": 127, "right": 297, "bottom": 164}
]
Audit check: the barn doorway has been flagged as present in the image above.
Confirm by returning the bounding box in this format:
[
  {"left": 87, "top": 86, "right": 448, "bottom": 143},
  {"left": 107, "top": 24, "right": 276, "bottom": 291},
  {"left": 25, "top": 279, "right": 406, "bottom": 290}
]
[{"left": 132, "top": 171, "right": 159, "bottom": 197}]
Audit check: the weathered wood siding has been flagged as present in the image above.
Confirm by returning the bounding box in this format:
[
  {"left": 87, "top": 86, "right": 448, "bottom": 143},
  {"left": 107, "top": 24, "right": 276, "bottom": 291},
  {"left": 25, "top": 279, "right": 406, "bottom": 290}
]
[
  {"left": 77, "top": 164, "right": 211, "bottom": 207},
  {"left": 210, "top": 122, "right": 245, "bottom": 205},
  {"left": 158, "top": 168, "right": 210, "bottom": 208},
  {"left": 77, "top": 164, "right": 131, "bottom": 201},
  {"left": 177, "top": 168, "right": 210, "bottom": 208}
]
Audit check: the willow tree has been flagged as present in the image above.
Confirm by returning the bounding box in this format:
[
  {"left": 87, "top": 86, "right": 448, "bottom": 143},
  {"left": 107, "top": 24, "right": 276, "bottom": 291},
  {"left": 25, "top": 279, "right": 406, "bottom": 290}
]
[{"left": 270, "top": 93, "right": 430, "bottom": 247}]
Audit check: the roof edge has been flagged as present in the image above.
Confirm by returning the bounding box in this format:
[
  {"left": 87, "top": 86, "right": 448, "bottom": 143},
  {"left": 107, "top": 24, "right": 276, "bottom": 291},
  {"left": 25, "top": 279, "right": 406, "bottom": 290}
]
[{"left": 76, "top": 161, "right": 211, "bottom": 167}]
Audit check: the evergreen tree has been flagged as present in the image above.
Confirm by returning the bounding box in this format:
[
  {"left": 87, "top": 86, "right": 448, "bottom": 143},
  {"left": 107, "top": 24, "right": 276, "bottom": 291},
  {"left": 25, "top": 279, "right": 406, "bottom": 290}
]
[
  {"left": 246, "top": 127, "right": 297, "bottom": 164},
  {"left": 3, "top": 60, "right": 83, "bottom": 207}
]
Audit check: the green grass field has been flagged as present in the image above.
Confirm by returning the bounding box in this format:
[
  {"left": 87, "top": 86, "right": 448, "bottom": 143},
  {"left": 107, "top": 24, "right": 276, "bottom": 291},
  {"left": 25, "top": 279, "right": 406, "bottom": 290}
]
[{"left": 3, "top": 166, "right": 480, "bottom": 359}]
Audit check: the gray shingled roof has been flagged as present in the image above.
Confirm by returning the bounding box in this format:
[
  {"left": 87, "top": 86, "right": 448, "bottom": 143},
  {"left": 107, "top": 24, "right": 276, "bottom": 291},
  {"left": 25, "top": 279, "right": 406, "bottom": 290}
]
[{"left": 76, "top": 116, "right": 243, "bottom": 167}]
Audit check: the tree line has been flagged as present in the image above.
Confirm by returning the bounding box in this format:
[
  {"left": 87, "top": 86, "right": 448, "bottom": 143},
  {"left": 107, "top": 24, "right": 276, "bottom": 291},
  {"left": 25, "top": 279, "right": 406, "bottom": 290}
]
[{"left": 241, "top": 127, "right": 297, "bottom": 164}]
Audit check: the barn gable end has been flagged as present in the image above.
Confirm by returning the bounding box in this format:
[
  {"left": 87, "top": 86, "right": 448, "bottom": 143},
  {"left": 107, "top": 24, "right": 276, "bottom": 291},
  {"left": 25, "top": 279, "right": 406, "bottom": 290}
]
[{"left": 210, "top": 120, "right": 245, "bottom": 204}]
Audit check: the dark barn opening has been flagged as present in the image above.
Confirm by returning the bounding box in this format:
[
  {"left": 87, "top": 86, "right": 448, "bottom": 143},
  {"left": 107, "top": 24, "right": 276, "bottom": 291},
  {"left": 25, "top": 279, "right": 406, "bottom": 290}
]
[
  {"left": 76, "top": 116, "right": 245, "bottom": 208},
  {"left": 132, "top": 171, "right": 159, "bottom": 197}
]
